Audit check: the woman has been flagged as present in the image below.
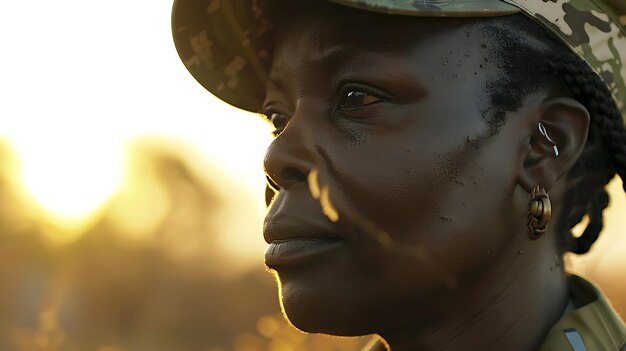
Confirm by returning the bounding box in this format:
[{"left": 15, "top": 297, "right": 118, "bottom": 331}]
[{"left": 172, "top": 1, "right": 626, "bottom": 350}]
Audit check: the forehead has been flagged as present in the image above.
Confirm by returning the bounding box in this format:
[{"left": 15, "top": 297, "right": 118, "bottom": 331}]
[
  {"left": 267, "top": 5, "right": 500, "bottom": 86},
  {"left": 272, "top": 2, "right": 489, "bottom": 53}
]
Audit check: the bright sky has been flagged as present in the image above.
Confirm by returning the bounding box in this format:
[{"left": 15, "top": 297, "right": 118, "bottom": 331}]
[{"left": 0, "top": 0, "right": 272, "bottom": 261}]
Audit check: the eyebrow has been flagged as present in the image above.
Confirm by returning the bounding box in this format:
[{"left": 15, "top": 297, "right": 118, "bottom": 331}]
[
  {"left": 266, "top": 46, "right": 430, "bottom": 100},
  {"left": 267, "top": 46, "right": 359, "bottom": 89}
]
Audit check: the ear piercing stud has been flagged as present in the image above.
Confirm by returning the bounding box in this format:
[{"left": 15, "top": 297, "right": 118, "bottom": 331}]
[{"left": 538, "top": 122, "right": 559, "bottom": 157}]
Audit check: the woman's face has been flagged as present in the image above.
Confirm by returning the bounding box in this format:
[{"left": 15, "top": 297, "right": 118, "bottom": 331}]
[{"left": 262, "top": 5, "right": 536, "bottom": 335}]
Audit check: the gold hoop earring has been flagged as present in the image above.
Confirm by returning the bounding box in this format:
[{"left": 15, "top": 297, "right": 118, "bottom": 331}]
[{"left": 528, "top": 186, "right": 552, "bottom": 240}]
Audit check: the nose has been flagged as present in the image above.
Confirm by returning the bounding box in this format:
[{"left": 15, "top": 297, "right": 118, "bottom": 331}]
[{"left": 263, "top": 118, "right": 317, "bottom": 191}]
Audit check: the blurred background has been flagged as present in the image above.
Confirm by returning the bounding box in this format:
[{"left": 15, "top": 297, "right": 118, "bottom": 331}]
[{"left": 0, "top": 1, "right": 623, "bottom": 350}]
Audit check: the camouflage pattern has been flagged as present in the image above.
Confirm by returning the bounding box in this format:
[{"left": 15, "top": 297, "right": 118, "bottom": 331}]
[
  {"left": 172, "top": 0, "right": 626, "bottom": 124},
  {"left": 503, "top": 0, "right": 626, "bottom": 122},
  {"left": 330, "top": 0, "right": 519, "bottom": 16}
]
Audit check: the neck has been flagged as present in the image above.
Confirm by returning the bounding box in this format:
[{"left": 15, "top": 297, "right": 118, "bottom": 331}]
[{"left": 379, "top": 242, "right": 569, "bottom": 351}]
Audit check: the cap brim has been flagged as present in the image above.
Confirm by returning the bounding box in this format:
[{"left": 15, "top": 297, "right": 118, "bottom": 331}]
[
  {"left": 172, "top": 0, "right": 274, "bottom": 113},
  {"left": 329, "top": 0, "right": 519, "bottom": 17}
]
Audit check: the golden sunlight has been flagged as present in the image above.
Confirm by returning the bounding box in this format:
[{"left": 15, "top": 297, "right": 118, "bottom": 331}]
[
  {"left": 0, "top": 1, "right": 625, "bottom": 350},
  {"left": 0, "top": 0, "right": 272, "bottom": 247},
  {"left": 12, "top": 135, "right": 124, "bottom": 222}
]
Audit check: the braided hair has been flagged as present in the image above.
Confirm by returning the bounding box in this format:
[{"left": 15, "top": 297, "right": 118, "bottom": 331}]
[
  {"left": 547, "top": 55, "right": 626, "bottom": 254},
  {"left": 485, "top": 15, "right": 626, "bottom": 254}
]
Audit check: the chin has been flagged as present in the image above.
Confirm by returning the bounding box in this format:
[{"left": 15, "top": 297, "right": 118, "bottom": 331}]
[
  {"left": 281, "top": 296, "right": 371, "bottom": 336},
  {"left": 277, "top": 277, "right": 379, "bottom": 336}
]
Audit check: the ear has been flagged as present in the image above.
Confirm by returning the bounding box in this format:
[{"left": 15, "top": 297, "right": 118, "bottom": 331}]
[{"left": 518, "top": 98, "right": 590, "bottom": 192}]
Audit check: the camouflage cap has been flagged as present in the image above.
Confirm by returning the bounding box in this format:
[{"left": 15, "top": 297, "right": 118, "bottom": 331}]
[{"left": 172, "top": 0, "right": 626, "bottom": 124}]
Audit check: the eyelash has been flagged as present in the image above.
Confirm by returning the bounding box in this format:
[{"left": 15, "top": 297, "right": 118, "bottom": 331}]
[
  {"left": 263, "top": 84, "right": 388, "bottom": 136},
  {"left": 335, "top": 84, "right": 387, "bottom": 111},
  {"left": 263, "top": 111, "right": 288, "bottom": 137}
]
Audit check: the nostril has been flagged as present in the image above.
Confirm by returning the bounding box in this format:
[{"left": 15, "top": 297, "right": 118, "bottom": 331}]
[
  {"left": 266, "top": 175, "right": 280, "bottom": 191},
  {"left": 281, "top": 167, "right": 307, "bottom": 183}
]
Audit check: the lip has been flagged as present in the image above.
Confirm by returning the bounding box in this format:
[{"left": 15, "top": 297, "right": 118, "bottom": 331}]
[
  {"left": 263, "top": 216, "right": 341, "bottom": 244},
  {"left": 263, "top": 216, "right": 346, "bottom": 267},
  {"left": 265, "top": 238, "right": 346, "bottom": 268}
]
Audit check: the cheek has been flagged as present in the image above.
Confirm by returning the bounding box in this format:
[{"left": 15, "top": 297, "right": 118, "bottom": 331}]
[
  {"left": 432, "top": 136, "right": 525, "bottom": 269},
  {"left": 327, "top": 132, "right": 469, "bottom": 238},
  {"left": 437, "top": 134, "right": 525, "bottom": 250},
  {"left": 326, "top": 128, "right": 522, "bottom": 253},
  {"left": 325, "top": 94, "right": 493, "bottom": 237}
]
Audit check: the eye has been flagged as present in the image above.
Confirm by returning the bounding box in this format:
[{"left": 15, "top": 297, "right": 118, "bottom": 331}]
[
  {"left": 340, "top": 90, "right": 382, "bottom": 109},
  {"left": 268, "top": 112, "right": 289, "bottom": 136}
]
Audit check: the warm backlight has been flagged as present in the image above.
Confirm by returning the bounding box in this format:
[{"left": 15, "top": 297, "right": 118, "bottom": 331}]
[
  {"left": 0, "top": 0, "right": 272, "bottom": 247},
  {"left": 13, "top": 135, "right": 124, "bottom": 223}
]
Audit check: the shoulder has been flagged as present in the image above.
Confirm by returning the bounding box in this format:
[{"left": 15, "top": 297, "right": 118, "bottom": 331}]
[{"left": 540, "top": 275, "right": 626, "bottom": 351}]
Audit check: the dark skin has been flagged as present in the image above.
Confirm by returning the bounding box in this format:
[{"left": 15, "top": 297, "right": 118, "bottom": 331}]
[{"left": 262, "top": 4, "right": 590, "bottom": 351}]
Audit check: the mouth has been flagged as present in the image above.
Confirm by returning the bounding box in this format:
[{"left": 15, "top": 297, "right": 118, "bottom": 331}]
[
  {"left": 264, "top": 238, "right": 346, "bottom": 268},
  {"left": 263, "top": 214, "right": 347, "bottom": 268}
]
